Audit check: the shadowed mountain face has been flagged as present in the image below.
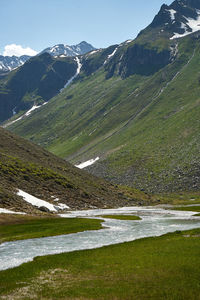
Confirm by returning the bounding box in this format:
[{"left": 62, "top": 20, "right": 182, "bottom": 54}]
[
  {"left": 2, "top": 0, "right": 200, "bottom": 194},
  {"left": 0, "top": 53, "right": 78, "bottom": 122},
  {"left": 0, "top": 41, "right": 95, "bottom": 74}
]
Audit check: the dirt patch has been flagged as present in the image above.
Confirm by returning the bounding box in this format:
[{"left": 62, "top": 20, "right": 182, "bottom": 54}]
[
  {"left": 183, "top": 234, "right": 200, "bottom": 238},
  {"left": 0, "top": 268, "right": 90, "bottom": 300}
]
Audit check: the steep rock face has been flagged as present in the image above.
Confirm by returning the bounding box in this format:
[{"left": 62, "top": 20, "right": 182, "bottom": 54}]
[
  {"left": 106, "top": 44, "right": 171, "bottom": 78},
  {"left": 81, "top": 45, "right": 117, "bottom": 76},
  {"left": 0, "top": 53, "right": 77, "bottom": 122},
  {"left": 148, "top": 0, "right": 200, "bottom": 39}
]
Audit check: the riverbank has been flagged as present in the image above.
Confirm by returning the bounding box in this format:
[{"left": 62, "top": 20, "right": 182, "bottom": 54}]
[
  {"left": 0, "top": 214, "right": 103, "bottom": 244},
  {"left": 0, "top": 228, "right": 199, "bottom": 299}
]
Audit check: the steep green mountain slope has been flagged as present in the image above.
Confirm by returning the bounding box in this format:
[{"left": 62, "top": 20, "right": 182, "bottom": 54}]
[
  {"left": 5, "top": 0, "right": 200, "bottom": 193},
  {"left": 0, "top": 53, "right": 77, "bottom": 122},
  {"left": 0, "top": 127, "right": 151, "bottom": 213}
]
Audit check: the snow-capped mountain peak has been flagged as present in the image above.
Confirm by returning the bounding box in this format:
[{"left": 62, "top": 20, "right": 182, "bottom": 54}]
[
  {"left": 40, "top": 41, "right": 96, "bottom": 57},
  {"left": 0, "top": 41, "right": 96, "bottom": 74},
  {"left": 0, "top": 55, "right": 31, "bottom": 74},
  {"left": 150, "top": 0, "right": 200, "bottom": 40}
]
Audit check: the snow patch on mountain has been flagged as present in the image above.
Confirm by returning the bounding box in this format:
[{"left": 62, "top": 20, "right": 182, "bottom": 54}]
[
  {"left": 171, "top": 9, "right": 200, "bottom": 39},
  {"left": 3, "top": 102, "right": 47, "bottom": 128},
  {"left": 0, "top": 55, "right": 30, "bottom": 73},
  {"left": 86, "top": 49, "right": 102, "bottom": 57},
  {"left": 168, "top": 9, "right": 177, "bottom": 21},
  {"left": 125, "top": 39, "right": 133, "bottom": 44},
  {"left": 17, "top": 190, "right": 70, "bottom": 212},
  {"left": 75, "top": 157, "right": 100, "bottom": 169},
  {"left": 60, "top": 57, "right": 82, "bottom": 92},
  {"left": 104, "top": 47, "right": 119, "bottom": 65}
]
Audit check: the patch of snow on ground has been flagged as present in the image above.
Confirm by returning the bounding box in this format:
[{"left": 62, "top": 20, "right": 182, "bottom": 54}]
[
  {"left": 75, "top": 157, "right": 100, "bottom": 169},
  {"left": 60, "top": 57, "right": 82, "bottom": 92},
  {"left": 17, "top": 190, "right": 57, "bottom": 212},
  {"left": 25, "top": 104, "right": 42, "bottom": 116},
  {"left": 125, "top": 39, "right": 133, "bottom": 44},
  {"left": 2, "top": 102, "right": 47, "bottom": 128},
  {"left": 171, "top": 10, "right": 200, "bottom": 39},
  {"left": 54, "top": 203, "right": 70, "bottom": 210},
  {"left": 0, "top": 208, "right": 26, "bottom": 214},
  {"left": 17, "top": 190, "right": 70, "bottom": 212},
  {"left": 87, "top": 50, "right": 100, "bottom": 56}
]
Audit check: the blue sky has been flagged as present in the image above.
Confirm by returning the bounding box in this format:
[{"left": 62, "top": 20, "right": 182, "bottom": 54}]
[{"left": 1, "top": 0, "right": 173, "bottom": 56}]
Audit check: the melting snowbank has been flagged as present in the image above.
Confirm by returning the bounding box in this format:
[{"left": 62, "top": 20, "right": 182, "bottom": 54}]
[
  {"left": 75, "top": 157, "right": 99, "bottom": 169},
  {"left": 17, "top": 190, "right": 69, "bottom": 212},
  {"left": 0, "top": 208, "right": 26, "bottom": 214}
]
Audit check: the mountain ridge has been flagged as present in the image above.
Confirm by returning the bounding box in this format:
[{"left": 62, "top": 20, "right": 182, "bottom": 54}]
[
  {"left": 3, "top": 0, "right": 200, "bottom": 194},
  {"left": 40, "top": 41, "right": 95, "bottom": 57},
  {"left": 0, "top": 41, "right": 95, "bottom": 74}
]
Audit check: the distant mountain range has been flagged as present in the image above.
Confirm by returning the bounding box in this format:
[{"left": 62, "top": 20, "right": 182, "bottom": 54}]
[
  {"left": 40, "top": 41, "right": 95, "bottom": 57},
  {"left": 0, "top": 55, "right": 30, "bottom": 74},
  {"left": 0, "top": 41, "right": 95, "bottom": 73},
  {"left": 1, "top": 0, "right": 200, "bottom": 194}
]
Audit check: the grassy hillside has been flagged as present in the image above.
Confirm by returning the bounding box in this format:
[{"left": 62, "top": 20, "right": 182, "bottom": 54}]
[
  {"left": 7, "top": 32, "right": 200, "bottom": 193},
  {"left": 0, "top": 53, "right": 77, "bottom": 122},
  {"left": 0, "top": 127, "right": 155, "bottom": 213}
]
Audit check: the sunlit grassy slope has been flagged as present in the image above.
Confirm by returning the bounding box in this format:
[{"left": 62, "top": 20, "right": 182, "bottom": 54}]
[{"left": 8, "top": 33, "right": 200, "bottom": 193}]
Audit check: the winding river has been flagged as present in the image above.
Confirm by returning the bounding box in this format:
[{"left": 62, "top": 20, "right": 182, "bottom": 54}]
[{"left": 0, "top": 206, "right": 200, "bottom": 271}]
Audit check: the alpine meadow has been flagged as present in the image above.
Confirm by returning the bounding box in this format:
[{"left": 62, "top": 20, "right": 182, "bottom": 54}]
[{"left": 0, "top": 0, "right": 200, "bottom": 299}]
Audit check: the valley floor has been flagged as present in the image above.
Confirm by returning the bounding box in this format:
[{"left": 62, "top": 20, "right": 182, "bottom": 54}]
[{"left": 0, "top": 228, "right": 199, "bottom": 299}]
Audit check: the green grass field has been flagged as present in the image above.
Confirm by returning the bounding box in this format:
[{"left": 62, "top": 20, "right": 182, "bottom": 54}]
[
  {"left": 0, "top": 228, "right": 199, "bottom": 299},
  {"left": 172, "top": 206, "right": 200, "bottom": 213},
  {"left": 0, "top": 214, "right": 103, "bottom": 244}
]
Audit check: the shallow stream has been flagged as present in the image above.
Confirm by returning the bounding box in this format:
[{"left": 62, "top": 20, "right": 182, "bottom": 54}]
[{"left": 0, "top": 206, "right": 200, "bottom": 271}]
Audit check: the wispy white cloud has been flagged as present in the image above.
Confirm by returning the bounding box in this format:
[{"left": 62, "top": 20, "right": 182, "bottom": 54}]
[{"left": 3, "top": 44, "right": 38, "bottom": 57}]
